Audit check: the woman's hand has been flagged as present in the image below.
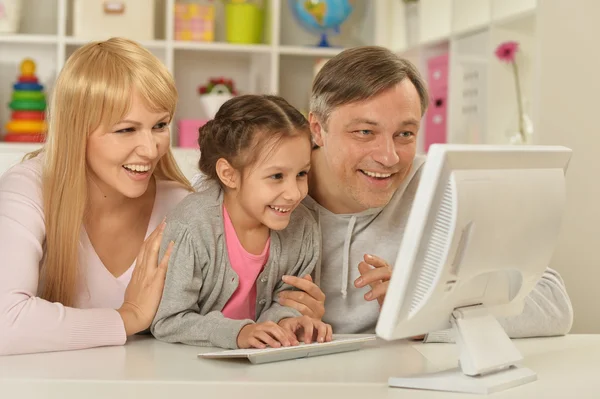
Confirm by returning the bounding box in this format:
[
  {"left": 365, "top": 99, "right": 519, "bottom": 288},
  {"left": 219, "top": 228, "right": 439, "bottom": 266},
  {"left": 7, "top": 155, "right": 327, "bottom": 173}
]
[
  {"left": 117, "top": 220, "right": 174, "bottom": 336},
  {"left": 278, "top": 275, "right": 326, "bottom": 319}
]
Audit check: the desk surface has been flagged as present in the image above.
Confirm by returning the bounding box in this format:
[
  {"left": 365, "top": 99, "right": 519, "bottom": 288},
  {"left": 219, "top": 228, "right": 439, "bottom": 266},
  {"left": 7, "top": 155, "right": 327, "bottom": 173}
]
[{"left": 1, "top": 334, "right": 598, "bottom": 398}]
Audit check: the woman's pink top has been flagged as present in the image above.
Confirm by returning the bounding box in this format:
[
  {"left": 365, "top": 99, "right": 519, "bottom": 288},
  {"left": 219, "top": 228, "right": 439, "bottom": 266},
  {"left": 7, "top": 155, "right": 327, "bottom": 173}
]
[{"left": 0, "top": 157, "right": 190, "bottom": 355}]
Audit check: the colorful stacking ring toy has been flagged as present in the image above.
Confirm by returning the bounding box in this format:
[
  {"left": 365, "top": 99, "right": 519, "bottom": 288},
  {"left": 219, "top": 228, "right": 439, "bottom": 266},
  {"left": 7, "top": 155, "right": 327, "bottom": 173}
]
[
  {"left": 11, "top": 111, "right": 45, "bottom": 121},
  {"left": 5, "top": 120, "right": 47, "bottom": 134},
  {"left": 2, "top": 58, "right": 47, "bottom": 143},
  {"left": 3, "top": 134, "right": 45, "bottom": 143}
]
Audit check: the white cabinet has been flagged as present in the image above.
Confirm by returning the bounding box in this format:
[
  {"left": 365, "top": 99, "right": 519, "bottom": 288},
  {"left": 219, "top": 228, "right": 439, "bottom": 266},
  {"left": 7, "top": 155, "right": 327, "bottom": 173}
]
[
  {"left": 0, "top": 0, "right": 389, "bottom": 150},
  {"left": 0, "top": 0, "right": 539, "bottom": 155},
  {"left": 393, "top": 0, "right": 538, "bottom": 151}
]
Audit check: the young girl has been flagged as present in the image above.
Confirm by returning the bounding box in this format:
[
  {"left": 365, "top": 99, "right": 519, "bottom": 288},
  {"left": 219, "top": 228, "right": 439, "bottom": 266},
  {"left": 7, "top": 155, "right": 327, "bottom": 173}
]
[{"left": 151, "top": 95, "right": 332, "bottom": 349}]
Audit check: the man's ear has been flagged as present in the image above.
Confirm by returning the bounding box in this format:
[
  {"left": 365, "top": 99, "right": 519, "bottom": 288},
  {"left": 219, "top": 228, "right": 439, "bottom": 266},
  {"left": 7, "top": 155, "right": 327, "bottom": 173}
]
[
  {"left": 216, "top": 158, "right": 238, "bottom": 189},
  {"left": 309, "top": 112, "right": 325, "bottom": 147}
]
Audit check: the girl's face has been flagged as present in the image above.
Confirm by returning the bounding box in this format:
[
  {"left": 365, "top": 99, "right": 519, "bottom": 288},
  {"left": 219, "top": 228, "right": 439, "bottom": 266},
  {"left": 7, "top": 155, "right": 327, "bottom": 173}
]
[
  {"left": 86, "top": 91, "right": 171, "bottom": 200},
  {"left": 234, "top": 134, "right": 312, "bottom": 231}
]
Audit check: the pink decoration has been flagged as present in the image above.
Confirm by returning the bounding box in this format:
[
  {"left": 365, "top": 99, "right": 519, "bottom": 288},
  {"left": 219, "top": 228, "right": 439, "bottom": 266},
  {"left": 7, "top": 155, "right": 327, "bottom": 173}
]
[
  {"left": 425, "top": 53, "right": 449, "bottom": 152},
  {"left": 495, "top": 41, "right": 526, "bottom": 143},
  {"left": 495, "top": 41, "right": 519, "bottom": 63},
  {"left": 178, "top": 119, "right": 208, "bottom": 148}
]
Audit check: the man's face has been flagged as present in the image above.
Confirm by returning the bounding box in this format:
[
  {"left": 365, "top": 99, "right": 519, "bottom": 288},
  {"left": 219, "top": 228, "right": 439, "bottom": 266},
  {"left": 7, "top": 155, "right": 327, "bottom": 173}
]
[{"left": 310, "top": 79, "right": 422, "bottom": 214}]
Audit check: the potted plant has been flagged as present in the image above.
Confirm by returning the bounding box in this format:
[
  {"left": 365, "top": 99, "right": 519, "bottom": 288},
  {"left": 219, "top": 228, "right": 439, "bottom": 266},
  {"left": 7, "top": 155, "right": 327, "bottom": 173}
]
[{"left": 197, "top": 77, "right": 238, "bottom": 118}]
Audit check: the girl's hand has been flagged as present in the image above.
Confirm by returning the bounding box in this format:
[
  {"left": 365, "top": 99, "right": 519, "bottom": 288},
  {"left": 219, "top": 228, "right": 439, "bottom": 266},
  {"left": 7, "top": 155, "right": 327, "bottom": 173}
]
[
  {"left": 237, "top": 321, "right": 299, "bottom": 349},
  {"left": 279, "top": 316, "right": 333, "bottom": 344},
  {"left": 117, "top": 220, "right": 174, "bottom": 336}
]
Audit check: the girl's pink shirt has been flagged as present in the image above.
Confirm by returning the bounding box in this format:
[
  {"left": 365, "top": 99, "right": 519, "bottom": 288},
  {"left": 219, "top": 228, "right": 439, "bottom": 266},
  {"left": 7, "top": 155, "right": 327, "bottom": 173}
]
[{"left": 220, "top": 205, "right": 270, "bottom": 321}]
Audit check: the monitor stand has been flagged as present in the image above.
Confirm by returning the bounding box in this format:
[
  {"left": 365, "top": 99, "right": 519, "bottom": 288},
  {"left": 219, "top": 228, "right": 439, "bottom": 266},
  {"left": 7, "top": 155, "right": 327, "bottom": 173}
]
[{"left": 388, "top": 305, "right": 537, "bottom": 394}]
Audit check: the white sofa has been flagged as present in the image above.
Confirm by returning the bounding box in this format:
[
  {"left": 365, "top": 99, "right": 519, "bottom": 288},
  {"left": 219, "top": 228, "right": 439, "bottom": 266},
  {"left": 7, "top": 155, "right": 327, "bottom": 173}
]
[
  {"left": 0, "top": 144, "right": 37, "bottom": 177},
  {"left": 0, "top": 143, "right": 200, "bottom": 183}
]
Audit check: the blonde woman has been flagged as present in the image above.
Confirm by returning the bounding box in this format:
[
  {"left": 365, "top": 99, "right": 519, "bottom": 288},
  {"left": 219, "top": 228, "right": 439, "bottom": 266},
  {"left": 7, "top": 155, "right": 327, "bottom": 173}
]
[{"left": 0, "top": 38, "right": 194, "bottom": 355}]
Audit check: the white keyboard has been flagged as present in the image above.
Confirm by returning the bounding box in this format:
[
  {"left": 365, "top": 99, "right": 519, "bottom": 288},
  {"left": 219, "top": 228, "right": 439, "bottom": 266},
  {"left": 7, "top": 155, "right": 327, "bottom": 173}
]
[{"left": 198, "top": 334, "right": 377, "bottom": 364}]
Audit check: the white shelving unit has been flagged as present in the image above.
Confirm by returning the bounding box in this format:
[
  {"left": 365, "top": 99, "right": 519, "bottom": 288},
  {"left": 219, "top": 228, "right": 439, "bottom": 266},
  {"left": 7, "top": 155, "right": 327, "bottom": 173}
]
[
  {"left": 0, "top": 0, "right": 539, "bottom": 161},
  {"left": 0, "top": 0, "right": 388, "bottom": 144},
  {"left": 0, "top": 0, "right": 391, "bottom": 179},
  {"left": 387, "top": 0, "right": 538, "bottom": 151}
]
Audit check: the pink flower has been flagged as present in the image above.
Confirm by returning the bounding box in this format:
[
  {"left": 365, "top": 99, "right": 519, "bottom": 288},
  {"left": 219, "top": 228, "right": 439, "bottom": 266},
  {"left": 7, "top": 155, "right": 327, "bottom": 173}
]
[{"left": 495, "top": 41, "right": 519, "bottom": 63}]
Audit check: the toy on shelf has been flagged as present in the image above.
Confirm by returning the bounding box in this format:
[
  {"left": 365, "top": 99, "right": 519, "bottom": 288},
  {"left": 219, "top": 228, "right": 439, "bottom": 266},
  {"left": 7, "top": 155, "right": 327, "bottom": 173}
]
[
  {"left": 224, "top": 0, "right": 264, "bottom": 44},
  {"left": 3, "top": 59, "right": 47, "bottom": 143},
  {"left": 174, "top": 1, "right": 215, "bottom": 42},
  {"left": 198, "top": 77, "right": 238, "bottom": 119},
  {"left": 288, "top": 0, "right": 352, "bottom": 47}
]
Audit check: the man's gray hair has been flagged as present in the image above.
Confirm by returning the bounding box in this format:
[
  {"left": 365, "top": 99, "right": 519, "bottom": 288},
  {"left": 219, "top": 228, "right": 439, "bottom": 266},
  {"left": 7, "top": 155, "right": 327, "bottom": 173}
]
[{"left": 309, "top": 46, "right": 429, "bottom": 127}]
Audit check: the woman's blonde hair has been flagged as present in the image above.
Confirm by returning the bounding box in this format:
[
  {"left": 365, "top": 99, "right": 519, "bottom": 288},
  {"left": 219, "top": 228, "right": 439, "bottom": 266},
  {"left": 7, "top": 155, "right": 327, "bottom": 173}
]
[{"left": 27, "top": 37, "right": 193, "bottom": 307}]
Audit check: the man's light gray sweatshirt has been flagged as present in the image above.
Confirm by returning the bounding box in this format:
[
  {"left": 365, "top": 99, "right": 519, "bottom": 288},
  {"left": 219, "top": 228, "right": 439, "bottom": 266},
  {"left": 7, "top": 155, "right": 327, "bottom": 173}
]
[{"left": 302, "top": 154, "right": 573, "bottom": 342}]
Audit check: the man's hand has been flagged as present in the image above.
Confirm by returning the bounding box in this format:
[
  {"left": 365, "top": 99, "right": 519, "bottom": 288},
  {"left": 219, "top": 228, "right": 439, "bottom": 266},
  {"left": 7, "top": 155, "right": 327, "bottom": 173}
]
[
  {"left": 278, "top": 275, "right": 326, "bottom": 319},
  {"left": 354, "top": 254, "right": 392, "bottom": 306}
]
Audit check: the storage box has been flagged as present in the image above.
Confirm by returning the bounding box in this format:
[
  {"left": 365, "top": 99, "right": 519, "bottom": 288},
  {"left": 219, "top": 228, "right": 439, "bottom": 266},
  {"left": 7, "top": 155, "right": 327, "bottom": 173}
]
[
  {"left": 178, "top": 119, "right": 208, "bottom": 148},
  {"left": 225, "top": 2, "right": 263, "bottom": 44},
  {"left": 427, "top": 53, "right": 449, "bottom": 92},
  {"left": 424, "top": 53, "right": 449, "bottom": 151},
  {"left": 174, "top": 3, "right": 215, "bottom": 42},
  {"left": 73, "top": 0, "right": 155, "bottom": 41},
  {"left": 424, "top": 90, "right": 448, "bottom": 152},
  {"left": 0, "top": 0, "right": 22, "bottom": 33}
]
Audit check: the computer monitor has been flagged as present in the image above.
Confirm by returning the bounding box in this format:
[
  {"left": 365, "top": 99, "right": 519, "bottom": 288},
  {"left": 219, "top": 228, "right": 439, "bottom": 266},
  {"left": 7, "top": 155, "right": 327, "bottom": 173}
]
[{"left": 376, "top": 144, "right": 572, "bottom": 394}]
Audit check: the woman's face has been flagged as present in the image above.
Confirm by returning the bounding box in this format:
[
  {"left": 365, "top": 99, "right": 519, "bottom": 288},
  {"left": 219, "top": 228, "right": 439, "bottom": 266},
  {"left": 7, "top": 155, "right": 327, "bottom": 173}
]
[{"left": 86, "top": 91, "right": 171, "bottom": 199}]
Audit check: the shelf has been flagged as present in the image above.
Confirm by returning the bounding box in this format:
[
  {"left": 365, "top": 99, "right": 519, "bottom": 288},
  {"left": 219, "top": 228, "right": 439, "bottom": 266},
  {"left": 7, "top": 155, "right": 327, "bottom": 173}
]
[
  {"left": 492, "top": 9, "right": 536, "bottom": 33},
  {"left": 0, "top": 142, "right": 199, "bottom": 152},
  {"left": 452, "top": 0, "right": 491, "bottom": 36},
  {"left": 278, "top": 56, "right": 318, "bottom": 113},
  {"left": 491, "top": 0, "right": 536, "bottom": 22},
  {"left": 419, "top": 0, "right": 452, "bottom": 46},
  {"left": 452, "top": 24, "right": 490, "bottom": 40},
  {"left": 17, "top": 0, "right": 60, "bottom": 36},
  {"left": 64, "top": 37, "right": 167, "bottom": 49},
  {"left": 278, "top": 45, "right": 344, "bottom": 57},
  {"left": 172, "top": 41, "right": 271, "bottom": 54},
  {"left": 0, "top": 34, "right": 58, "bottom": 44},
  {"left": 0, "top": 0, "right": 540, "bottom": 152}
]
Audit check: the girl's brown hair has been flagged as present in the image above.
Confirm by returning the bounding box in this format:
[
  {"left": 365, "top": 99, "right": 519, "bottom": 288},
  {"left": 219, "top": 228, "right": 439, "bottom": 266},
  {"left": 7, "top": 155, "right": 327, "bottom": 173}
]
[{"left": 198, "top": 95, "right": 310, "bottom": 182}]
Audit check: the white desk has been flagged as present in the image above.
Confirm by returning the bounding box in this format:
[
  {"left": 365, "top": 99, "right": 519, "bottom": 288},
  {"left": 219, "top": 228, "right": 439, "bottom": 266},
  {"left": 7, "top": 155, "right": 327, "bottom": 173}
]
[{"left": 0, "top": 334, "right": 598, "bottom": 398}]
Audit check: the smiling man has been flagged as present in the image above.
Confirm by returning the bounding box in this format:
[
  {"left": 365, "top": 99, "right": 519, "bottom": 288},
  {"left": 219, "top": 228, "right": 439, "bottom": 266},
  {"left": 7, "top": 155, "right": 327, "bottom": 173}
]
[{"left": 278, "top": 46, "right": 574, "bottom": 342}]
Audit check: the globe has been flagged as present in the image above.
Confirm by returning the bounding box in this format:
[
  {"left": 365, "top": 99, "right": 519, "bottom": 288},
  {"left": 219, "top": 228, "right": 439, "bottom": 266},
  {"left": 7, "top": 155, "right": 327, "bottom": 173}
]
[{"left": 289, "top": 0, "right": 353, "bottom": 47}]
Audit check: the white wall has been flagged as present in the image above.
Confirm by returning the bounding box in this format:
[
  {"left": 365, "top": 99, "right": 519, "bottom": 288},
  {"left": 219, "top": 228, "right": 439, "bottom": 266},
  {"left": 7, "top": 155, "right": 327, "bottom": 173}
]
[{"left": 535, "top": 0, "right": 600, "bottom": 333}]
